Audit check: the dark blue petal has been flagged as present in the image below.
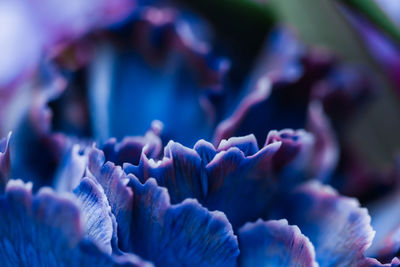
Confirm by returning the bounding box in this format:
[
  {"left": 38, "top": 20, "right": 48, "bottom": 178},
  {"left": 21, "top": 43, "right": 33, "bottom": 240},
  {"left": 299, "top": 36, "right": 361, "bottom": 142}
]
[
  {"left": 193, "top": 139, "right": 217, "bottom": 165},
  {"left": 102, "top": 122, "right": 163, "bottom": 166},
  {"left": 238, "top": 219, "right": 318, "bottom": 267},
  {"left": 89, "top": 7, "right": 229, "bottom": 146},
  {"left": 274, "top": 181, "right": 375, "bottom": 267},
  {"left": 125, "top": 140, "right": 208, "bottom": 203},
  {"left": 205, "top": 141, "right": 281, "bottom": 228},
  {"left": 0, "top": 180, "right": 150, "bottom": 266},
  {"left": 126, "top": 177, "right": 239, "bottom": 266},
  {"left": 125, "top": 132, "right": 317, "bottom": 229}
]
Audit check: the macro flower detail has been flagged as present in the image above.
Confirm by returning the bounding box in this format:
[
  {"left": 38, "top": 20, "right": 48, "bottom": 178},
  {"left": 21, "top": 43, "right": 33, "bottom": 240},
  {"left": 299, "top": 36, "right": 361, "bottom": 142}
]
[
  {"left": 124, "top": 130, "right": 315, "bottom": 229},
  {"left": 87, "top": 145, "right": 240, "bottom": 266},
  {"left": 271, "top": 181, "right": 376, "bottom": 266},
  {"left": 0, "top": 180, "right": 150, "bottom": 266},
  {"left": 1, "top": 0, "right": 400, "bottom": 266}
]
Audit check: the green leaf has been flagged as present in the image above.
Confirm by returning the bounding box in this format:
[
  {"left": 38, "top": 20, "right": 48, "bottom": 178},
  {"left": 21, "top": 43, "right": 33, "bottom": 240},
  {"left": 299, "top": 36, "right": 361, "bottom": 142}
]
[{"left": 339, "top": 0, "right": 400, "bottom": 43}]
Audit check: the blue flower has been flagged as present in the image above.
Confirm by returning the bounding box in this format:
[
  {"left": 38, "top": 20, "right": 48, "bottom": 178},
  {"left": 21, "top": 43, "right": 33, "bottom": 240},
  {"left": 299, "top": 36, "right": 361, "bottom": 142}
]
[{"left": 0, "top": 1, "right": 399, "bottom": 266}]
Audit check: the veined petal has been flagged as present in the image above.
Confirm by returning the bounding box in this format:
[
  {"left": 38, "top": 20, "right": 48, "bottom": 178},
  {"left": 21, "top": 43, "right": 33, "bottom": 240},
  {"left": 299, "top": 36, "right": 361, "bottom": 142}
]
[
  {"left": 125, "top": 140, "right": 208, "bottom": 204},
  {"left": 87, "top": 147, "right": 134, "bottom": 251},
  {"left": 0, "top": 180, "right": 150, "bottom": 266},
  {"left": 74, "top": 176, "right": 114, "bottom": 254},
  {"left": 238, "top": 219, "right": 318, "bottom": 267},
  {"left": 274, "top": 181, "right": 375, "bottom": 267},
  {"left": 125, "top": 177, "right": 239, "bottom": 266},
  {"left": 125, "top": 131, "right": 317, "bottom": 229}
]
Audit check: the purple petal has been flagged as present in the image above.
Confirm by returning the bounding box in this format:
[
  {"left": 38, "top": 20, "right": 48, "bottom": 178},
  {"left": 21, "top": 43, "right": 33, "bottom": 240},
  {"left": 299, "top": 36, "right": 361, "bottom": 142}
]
[
  {"left": 213, "top": 76, "right": 273, "bottom": 145},
  {"left": 275, "top": 181, "right": 375, "bottom": 267},
  {"left": 340, "top": 4, "right": 400, "bottom": 95},
  {"left": 265, "top": 129, "right": 315, "bottom": 180},
  {"left": 306, "top": 101, "right": 339, "bottom": 181},
  {"left": 103, "top": 122, "right": 163, "bottom": 166},
  {"left": 238, "top": 219, "right": 318, "bottom": 267}
]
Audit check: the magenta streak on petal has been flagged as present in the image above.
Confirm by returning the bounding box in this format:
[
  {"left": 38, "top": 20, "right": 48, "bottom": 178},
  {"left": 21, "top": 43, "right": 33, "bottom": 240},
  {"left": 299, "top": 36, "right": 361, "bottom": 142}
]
[{"left": 213, "top": 76, "right": 272, "bottom": 144}]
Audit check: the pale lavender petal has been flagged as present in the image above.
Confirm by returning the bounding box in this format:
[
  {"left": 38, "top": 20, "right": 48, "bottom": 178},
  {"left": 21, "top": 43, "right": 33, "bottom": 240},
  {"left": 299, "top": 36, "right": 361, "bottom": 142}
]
[
  {"left": 0, "top": 132, "right": 11, "bottom": 192},
  {"left": 87, "top": 147, "right": 134, "bottom": 251}
]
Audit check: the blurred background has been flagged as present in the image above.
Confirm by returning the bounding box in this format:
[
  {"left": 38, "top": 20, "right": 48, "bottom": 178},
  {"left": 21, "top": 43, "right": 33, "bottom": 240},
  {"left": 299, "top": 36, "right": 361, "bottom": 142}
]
[{"left": 2, "top": 0, "right": 400, "bottom": 187}]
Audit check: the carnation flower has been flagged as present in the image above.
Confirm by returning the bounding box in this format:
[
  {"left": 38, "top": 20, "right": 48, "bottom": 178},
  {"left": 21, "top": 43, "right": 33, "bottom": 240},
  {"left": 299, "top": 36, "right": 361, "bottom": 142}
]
[{"left": 1, "top": 0, "right": 400, "bottom": 266}]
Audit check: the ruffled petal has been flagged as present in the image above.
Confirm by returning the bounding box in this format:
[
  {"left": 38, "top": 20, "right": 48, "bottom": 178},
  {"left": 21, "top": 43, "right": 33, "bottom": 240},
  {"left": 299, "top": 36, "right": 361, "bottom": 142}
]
[
  {"left": 125, "top": 140, "right": 208, "bottom": 204},
  {"left": 0, "top": 180, "right": 150, "bottom": 266},
  {"left": 87, "top": 147, "right": 134, "bottom": 251},
  {"left": 238, "top": 219, "right": 318, "bottom": 267},
  {"left": 265, "top": 129, "right": 315, "bottom": 182},
  {"left": 89, "top": 7, "right": 229, "bottom": 146},
  {"left": 205, "top": 140, "right": 281, "bottom": 228},
  {"left": 102, "top": 121, "right": 163, "bottom": 166},
  {"left": 74, "top": 176, "right": 114, "bottom": 254},
  {"left": 125, "top": 177, "right": 239, "bottom": 266},
  {"left": 274, "top": 181, "right": 375, "bottom": 267},
  {"left": 125, "top": 132, "right": 317, "bottom": 229}
]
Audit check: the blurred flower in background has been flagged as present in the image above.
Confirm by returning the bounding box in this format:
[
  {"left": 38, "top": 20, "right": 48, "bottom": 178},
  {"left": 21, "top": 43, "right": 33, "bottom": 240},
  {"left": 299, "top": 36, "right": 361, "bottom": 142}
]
[{"left": 1, "top": 0, "right": 400, "bottom": 266}]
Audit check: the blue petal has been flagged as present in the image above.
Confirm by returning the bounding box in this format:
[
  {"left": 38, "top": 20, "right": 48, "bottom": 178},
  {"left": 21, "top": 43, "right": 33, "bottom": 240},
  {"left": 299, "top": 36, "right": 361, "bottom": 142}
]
[
  {"left": 205, "top": 140, "right": 281, "bottom": 228},
  {"left": 125, "top": 140, "right": 208, "bottom": 204},
  {"left": 0, "top": 132, "right": 11, "bottom": 192},
  {"left": 74, "top": 176, "right": 114, "bottom": 254},
  {"left": 273, "top": 181, "right": 375, "bottom": 267},
  {"left": 125, "top": 177, "right": 239, "bottom": 266},
  {"left": 193, "top": 139, "right": 217, "bottom": 165},
  {"left": 125, "top": 132, "right": 317, "bottom": 229},
  {"left": 54, "top": 144, "right": 89, "bottom": 192},
  {"left": 217, "top": 134, "right": 259, "bottom": 157},
  {"left": 102, "top": 122, "right": 162, "bottom": 166},
  {"left": 89, "top": 7, "right": 229, "bottom": 146},
  {"left": 238, "top": 219, "right": 318, "bottom": 267},
  {"left": 0, "top": 180, "right": 150, "bottom": 266},
  {"left": 87, "top": 147, "right": 134, "bottom": 251}
]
